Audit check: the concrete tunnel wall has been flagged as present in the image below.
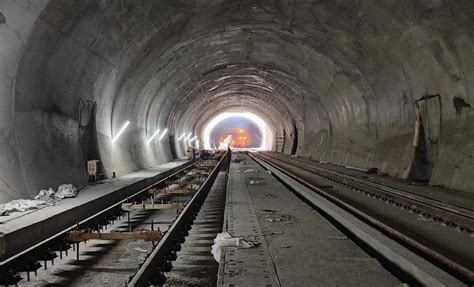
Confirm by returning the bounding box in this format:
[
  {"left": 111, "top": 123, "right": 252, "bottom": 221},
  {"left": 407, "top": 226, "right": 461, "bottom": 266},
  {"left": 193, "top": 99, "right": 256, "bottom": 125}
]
[{"left": 1, "top": 0, "right": 474, "bottom": 203}]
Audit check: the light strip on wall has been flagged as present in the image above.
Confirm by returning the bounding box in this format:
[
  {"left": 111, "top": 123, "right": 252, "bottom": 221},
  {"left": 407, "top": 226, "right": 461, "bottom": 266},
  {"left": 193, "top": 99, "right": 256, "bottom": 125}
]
[
  {"left": 184, "top": 133, "right": 192, "bottom": 141},
  {"left": 158, "top": 128, "right": 168, "bottom": 141},
  {"left": 189, "top": 136, "right": 198, "bottom": 142},
  {"left": 178, "top": 133, "right": 186, "bottom": 141},
  {"left": 111, "top": 121, "right": 130, "bottom": 143},
  {"left": 146, "top": 129, "right": 161, "bottom": 144}
]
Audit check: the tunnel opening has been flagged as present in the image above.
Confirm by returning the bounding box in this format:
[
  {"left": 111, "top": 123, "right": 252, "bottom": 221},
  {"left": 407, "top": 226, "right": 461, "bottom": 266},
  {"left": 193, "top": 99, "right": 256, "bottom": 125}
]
[
  {"left": 203, "top": 112, "right": 272, "bottom": 150},
  {"left": 210, "top": 118, "right": 262, "bottom": 149}
]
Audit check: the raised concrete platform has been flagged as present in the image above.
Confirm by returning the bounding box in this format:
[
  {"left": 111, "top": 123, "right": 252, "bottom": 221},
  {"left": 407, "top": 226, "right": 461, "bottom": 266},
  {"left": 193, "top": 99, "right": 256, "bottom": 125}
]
[
  {"left": 0, "top": 160, "right": 191, "bottom": 263},
  {"left": 218, "top": 153, "right": 400, "bottom": 286}
]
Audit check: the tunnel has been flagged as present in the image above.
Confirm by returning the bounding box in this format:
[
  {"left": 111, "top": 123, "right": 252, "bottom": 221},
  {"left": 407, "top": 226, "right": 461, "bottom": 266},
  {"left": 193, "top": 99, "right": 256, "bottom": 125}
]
[
  {"left": 2, "top": 0, "right": 472, "bottom": 202},
  {"left": 0, "top": 1, "right": 473, "bottom": 286}
]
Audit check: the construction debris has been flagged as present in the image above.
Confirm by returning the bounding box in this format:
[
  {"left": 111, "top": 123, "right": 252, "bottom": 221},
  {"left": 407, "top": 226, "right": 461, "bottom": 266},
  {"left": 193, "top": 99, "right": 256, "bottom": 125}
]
[
  {"left": 0, "top": 199, "right": 46, "bottom": 215},
  {"left": 55, "top": 184, "right": 77, "bottom": 199},
  {"left": 0, "top": 183, "right": 78, "bottom": 216},
  {"left": 249, "top": 180, "right": 263, "bottom": 185},
  {"left": 211, "top": 232, "right": 260, "bottom": 262},
  {"left": 260, "top": 210, "right": 295, "bottom": 224},
  {"left": 34, "top": 184, "right": 78, "bottom": 201},
  {"left": 134, "top": 247, "right": 149, "bottom": 253}
]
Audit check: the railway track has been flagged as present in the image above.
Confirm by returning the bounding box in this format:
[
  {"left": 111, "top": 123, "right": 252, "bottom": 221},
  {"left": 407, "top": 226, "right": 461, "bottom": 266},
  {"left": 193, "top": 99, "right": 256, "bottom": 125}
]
[
  {"left": 164, "top": 171, "right": 227, "bottom": 286},
  {"left": 0, "top": 151, "right": 229, "bottom": 286},
  {"left": 250, "top": 152, "right": 474, "bottom": 286},
  {"left": 3, "top": 149, "right": 471, "bottom": 286},
  {"left": 128, "top": 151, "right": 230, "bottom": 286},
  {"left": 259, "top": 152, "right": 474, "bottom": 231}
]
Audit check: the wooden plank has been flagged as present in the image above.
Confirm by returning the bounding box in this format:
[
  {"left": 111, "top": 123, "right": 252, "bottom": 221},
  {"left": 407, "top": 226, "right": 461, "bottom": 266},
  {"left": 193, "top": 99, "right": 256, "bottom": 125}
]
[
  {"left": 67, "top": 230, "right": 162, "bottom": 242},
  {"left": 121, "top": 202, "right": 185, "bottom": 211},
  {"left": 148, "top": 188, "right": 195, "bottom": 195}
]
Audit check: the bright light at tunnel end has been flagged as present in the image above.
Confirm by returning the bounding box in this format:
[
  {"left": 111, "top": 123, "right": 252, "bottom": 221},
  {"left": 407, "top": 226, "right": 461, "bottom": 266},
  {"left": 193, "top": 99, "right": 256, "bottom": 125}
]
[{"left": 203, "top": 112, "right": 271, "bottom": 150}]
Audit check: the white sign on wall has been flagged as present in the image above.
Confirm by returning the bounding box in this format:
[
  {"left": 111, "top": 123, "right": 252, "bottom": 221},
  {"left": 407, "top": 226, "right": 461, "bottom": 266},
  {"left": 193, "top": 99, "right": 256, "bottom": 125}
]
[{"left": 87, "top": 160, "right": 98, "bottom": 176}]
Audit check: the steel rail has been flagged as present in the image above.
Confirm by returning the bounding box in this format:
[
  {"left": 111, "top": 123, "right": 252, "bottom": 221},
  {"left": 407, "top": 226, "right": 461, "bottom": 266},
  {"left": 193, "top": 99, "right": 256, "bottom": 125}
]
[
  {"left": 128, "top": 150, "right": 230, "bottom": 286},
  {"left": 259, "top": 152, "right": 474, "bottom": 230},
  {"left": 250, "top": 152, "right": 473, "bottom": 286}
]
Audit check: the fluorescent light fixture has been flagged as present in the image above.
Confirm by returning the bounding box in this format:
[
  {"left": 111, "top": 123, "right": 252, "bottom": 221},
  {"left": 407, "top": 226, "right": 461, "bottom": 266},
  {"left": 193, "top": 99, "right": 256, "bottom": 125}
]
[
  {"left": 189, "top": 136, "right": 198, "bottom": 142},
  {"left": 112, "top": 121, "right": 130, "bottom": 143},
  {"left": 184, "top": 132, "right": 192, "bottom": 141},
  {"left": 146, "top": 129, "right": 160, "bottom": 144},
  {"left": 196, "top": 139, "right": 200, "bottom": 149},
  {"left": 178, "top": 133, "right": 186, "bottom": 141},
  {"left": 158, "top": 128, "right": 168, "bottom": 141}
]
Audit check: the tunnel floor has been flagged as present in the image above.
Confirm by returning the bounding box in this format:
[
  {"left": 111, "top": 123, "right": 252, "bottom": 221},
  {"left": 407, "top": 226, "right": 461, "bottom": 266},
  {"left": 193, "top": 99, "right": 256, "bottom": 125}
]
[
  {"left": 0, "top": 151, "right": 472, "bottom": 286},
  {"left": 219, "top": 153, "right": 400, "bottom": 286}
]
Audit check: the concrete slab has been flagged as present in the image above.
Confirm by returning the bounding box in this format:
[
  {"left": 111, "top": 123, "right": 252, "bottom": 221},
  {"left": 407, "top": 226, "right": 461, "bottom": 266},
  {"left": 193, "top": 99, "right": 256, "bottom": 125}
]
[
  {"left": 258, "top": 152, "right": 474, "bottom": 272},
  {"left": 0, "top": 160, "right": 190, "bottom": 263},
  {"left": 218, "top": 153, "right": 400, "bottom": 287},
  {"left": 268, "top": 152, "right": 474, "bottom": 212}
]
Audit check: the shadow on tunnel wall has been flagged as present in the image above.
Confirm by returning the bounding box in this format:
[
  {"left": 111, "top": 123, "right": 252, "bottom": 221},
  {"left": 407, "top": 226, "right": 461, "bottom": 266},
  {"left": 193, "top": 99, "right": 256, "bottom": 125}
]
[{"left": 78, "top": 100, "right": 105, "bottom": 180}]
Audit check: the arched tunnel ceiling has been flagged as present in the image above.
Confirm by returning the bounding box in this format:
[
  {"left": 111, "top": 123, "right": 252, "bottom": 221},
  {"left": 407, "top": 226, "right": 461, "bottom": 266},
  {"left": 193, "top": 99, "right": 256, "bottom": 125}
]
[{"left": 1, "top": 0, "right": 474, "bottom": 201}]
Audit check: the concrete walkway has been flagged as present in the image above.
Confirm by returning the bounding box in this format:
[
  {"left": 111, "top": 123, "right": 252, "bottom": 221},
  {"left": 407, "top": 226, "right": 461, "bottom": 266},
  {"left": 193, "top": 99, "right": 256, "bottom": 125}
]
[
  {"left": 218, "top": 153, "right": 400, "bottom": 287},
  {"left": 0, "top": 160, "right": 190, "bottom": 263}
]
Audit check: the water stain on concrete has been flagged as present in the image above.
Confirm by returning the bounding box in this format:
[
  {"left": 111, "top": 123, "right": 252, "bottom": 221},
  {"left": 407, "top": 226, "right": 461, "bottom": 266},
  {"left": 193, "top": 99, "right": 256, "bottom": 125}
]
[
  {"left": 0, "top": 13, "right": 5, "bottom": 24},
  {"left": 453, "top": 96, "right": 471, "bottom": 113}
]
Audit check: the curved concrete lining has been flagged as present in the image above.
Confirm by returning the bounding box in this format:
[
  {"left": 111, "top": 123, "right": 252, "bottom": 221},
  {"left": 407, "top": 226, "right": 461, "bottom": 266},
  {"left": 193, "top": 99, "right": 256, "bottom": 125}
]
[{"left": 1, "top": 1, "right": 474, "bottom": 202}]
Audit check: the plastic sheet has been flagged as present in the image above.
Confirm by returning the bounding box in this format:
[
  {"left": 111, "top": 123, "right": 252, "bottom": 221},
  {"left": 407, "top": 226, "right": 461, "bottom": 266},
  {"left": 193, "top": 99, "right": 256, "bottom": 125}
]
[
  {"left": 211, "top": 232, "right": 258, "bottom": 262},
  {"left": 0, "top": 199, "right": 46, "bottom": 215},
  {"left": 1, "top": 184, "right": 78, "bottom": 216},
  {"left": 55, "top": 184, "right": 77, "bottom": 199}
]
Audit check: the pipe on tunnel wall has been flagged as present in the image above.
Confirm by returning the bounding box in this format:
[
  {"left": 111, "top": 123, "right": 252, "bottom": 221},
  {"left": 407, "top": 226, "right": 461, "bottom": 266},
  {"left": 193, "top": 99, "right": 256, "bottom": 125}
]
[{"left": 1, "top": 0, "right": 474, "bottom": 203}]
